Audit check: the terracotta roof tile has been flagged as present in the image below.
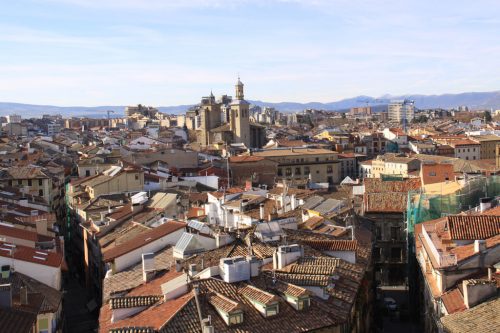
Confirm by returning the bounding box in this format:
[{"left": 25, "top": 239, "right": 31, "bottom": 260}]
[
  {"left": 0, "top": 241, "right": 63, "bottom": 268},
  {"left": 441, "top": 297, "right": 500, "bottom": 333},
  {"left": 102, "top": 221, "right": 186, "bottom": 262},
  {"left": 447, "top": 215, "right": 500, "bottom": 240},
  {"left": 304, "top": 238, "right": 357, "bottom": 251},
  {"left": 239, "top": 284, "right": 279, "bottom": 305},
  {"left": 441, "top": 288, "right": 466, "bottom": 315},
  {"left": 208, "top": 292, "right": 243, "bottom": 313}
]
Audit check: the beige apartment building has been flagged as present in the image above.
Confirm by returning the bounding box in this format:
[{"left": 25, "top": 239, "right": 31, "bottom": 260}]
[
  {"left": 371, "top": 154, "right": 420, "bottom": 178},
  {"left": 470, "top": 135, "right": 500, "bottom": 159},
  {"left": 0, "top": 165, "right": 64, "bottom": 211},
  {"left": 251, "top": 148, "right": 341, "bottom": 184},
  {"left": 68, "top": 165, "right": 144, "bottom": 206}
]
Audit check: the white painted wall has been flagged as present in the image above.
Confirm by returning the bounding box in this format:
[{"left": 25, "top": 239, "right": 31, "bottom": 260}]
[
  {"left": 112, "top": 228, "right": 184, "bottom": 272},
  {"left": 0, "top": 257, "right": 61, "bottom": 289}
]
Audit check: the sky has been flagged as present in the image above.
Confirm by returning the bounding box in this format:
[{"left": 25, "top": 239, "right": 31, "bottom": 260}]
[{"left": 0, "top": 0, "right": 499, "bottom": 106}]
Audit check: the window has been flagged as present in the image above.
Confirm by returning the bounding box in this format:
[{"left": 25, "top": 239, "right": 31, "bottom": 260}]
[
  {"left": 85, "top": 170, "right": 90, "bottom": 177},
  {"left": 285, "top": 168, "right": 292, "bottom": 176},
  {"left": 304, "top": 167, "right": 310, "bottom": 175},
  {"left": 376, "top": 226, "right": 382, "bottom": 240},
  {"left": 39, "top": 179, "right": 43, "bottom": 186},
  {"left": 277, "top": 168, "right": 283, "bottom": 176},
  {"left": 373, "top": 247, "right": 381, "bottom": 261},
  {"left": 17, "top": 180, "right": 22, "bottom": 185},
  {"left": 265, "top": 304, "right": 279, "bottom": 317},
  {"left": 315, "top": 157, "right": 319, "bottom": 162},
  {"left": 391, "top": 248, "right": 402, "bottom": 262},
  {"left": 429, "top": 171, "right": 436, "bottom": 176},
  {"left": 229, "top": 312, "right": 243, "bottom": 325},
  {"left": 135, "top": 174, "right": 139, "bottom": 180},
  {"left": 298, "top": 298, "right": 310, "bottom": 310},
  {"left": 28, "top": 179, "right": 32, "bottom": 186},
  {"left": 390, "top": 226, "right": 401, "bottom": 240},
  {"left": 327, "top": 165, "right": 333, "bottom": 174},
  {"left": 39, "top": 189, "right": 44, "bottom": 197},
  {"left": 295, "top": 167, "right": 301, "bottom": 175},
  {"left": 38, "top": 318, "right": 49, "bottom": 333}
]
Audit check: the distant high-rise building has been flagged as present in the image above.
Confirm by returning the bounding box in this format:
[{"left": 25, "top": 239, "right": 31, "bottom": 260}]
[
  {"left": 350, "top": 106, "right": 371, "bottom": 116},
  {"left": 6, "top": 114, "right": 21, "bottom": 124},
  {"left": 388, "top": 100, "right": 414, "bottom": 123}
]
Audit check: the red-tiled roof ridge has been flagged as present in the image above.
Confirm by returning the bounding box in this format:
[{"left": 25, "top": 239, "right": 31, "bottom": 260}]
[
  {"left": 441, "top": 288, "right": 466, "bottom": 315},
  {"left": 102, "top": 292, "right": 195, "bottom": 332},
  {"left": 239, "top": 284, "right": 279, "bottom": 305},
  {"left": 102, "top": 221, "right": 186, "bottom": 262},
  {"left": 0, "top": 225, "right": 55, "bottom": 243},
  {"left": 446, "top": 215, "right": 500, "bottom": 240},
  {"left": 0, "top": 241, "right": 63, "bottom": 268},
  {"left": 229, "top": 155, "right": 266, "bottom": 163},
  {"left": 301, "top": 239, "right": 358, "bottom": 252}
]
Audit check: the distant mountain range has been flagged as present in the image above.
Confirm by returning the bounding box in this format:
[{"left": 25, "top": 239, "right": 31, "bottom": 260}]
[{"left": 1, "top": 91, "right": 499, "bottom": 118}]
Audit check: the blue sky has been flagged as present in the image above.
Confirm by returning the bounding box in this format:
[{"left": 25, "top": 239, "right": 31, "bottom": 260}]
[{"left": 0, "top": 0, "right": 499, "bottom": 106}]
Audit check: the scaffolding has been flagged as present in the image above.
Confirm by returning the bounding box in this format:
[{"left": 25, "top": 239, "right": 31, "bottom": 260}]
[
  {"left": 406, "top": 175, "right": 500, "bottom": 235},
  {"left": 406, "top": 175, "right": 500, "bottom": 319}
]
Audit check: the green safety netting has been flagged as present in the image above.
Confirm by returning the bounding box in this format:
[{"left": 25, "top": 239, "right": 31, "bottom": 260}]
[{"left": 406, "top": 175, "right": 500, "bottom": 235}]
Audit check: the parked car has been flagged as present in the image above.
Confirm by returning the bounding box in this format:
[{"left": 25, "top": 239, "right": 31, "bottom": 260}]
[{"left": 383, "top": 297, "right": 398, "bottom": 311}]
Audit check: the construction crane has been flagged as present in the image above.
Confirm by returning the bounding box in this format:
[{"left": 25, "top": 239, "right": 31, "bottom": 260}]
[
  {"left": 356, "top": 98, "right": 390, "bottom": 107},
  {"left": 107, "top": 110, "right": 115, "bottom": 129}
]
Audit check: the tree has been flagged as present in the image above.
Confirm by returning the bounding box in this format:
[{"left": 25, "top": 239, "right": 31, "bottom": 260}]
[{"left": 484, "top": 111, "right": 492, "bottom": 122}]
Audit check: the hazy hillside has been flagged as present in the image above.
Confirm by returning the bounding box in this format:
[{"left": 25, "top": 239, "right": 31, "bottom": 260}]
[{"left": 1, "top": 91, "right": 498, "bottom": 117}]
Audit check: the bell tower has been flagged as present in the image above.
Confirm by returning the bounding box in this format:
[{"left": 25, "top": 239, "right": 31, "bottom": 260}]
[
  {"left": 230, "top": 77, "right": 250, "bottom": 148},
  {"left": 235, "top": 77, "right": 244, "bottom": 100}
]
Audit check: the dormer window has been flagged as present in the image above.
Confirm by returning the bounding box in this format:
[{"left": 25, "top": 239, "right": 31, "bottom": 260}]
[
  {"left": 229, "top": 312, "right": 243, "bottom": 325},
  {"left": 208, "top": 292, "right": 244, "bottom": 326},
  {"left": 240, "top": 284, "right": 280, "bottom": 318},
  {"left": 297, "top": 297, "right": 310, "bottom": 310}
]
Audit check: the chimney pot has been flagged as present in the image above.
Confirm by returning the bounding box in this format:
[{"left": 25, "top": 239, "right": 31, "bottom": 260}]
[{"left": 20, "top": 286, "right": 28, "bottom": 305}]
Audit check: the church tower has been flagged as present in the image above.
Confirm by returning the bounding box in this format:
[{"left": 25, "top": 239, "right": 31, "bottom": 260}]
[{"left": 230, "top": 77, "right": 250, "bottom": 148}]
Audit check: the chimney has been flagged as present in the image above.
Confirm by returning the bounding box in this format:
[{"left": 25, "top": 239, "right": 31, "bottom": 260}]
[
  {"left": 189, "top": 264, "right": 198, "bottom": 277},
  {"left": 175, "top": 259, "right": 182, "bottom": 272},
  {"left": 462, "top": 279, "right": 496, "bottom": 309},
  {"left": 273, "top": 244, "right": 303, "bottom": 270},
  {"left": 202, "top": 316, "right": 214, "bottom": 333},
  {"left": 142, "top": 253, "right": 155, "bottom": 283},
  {"left": 0, "top": 266, "right": 10, "bottom": 279},
  {"left": 290, "top": 194, "right": 297, "bottom": 210},
  {"left": 131, "top": 203, "right": 144, "bottom": 214},
  {"left": 0, "top": 284, "right": 12, "bottom": 308},
  {"left": 20, "top": 286, "right": 28, "bottom": 305},
  {"left": 36, "top": 219, "right": 48, "bottom": 237},
  {"left": 259, "top": 203, "right": 265, "bottom": 221},
  {"left": 480, "top": 197, "right": 492, "bottom": 212},
  {"left": 474, "top": 240, "right": 486, "bottom": 253}
]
